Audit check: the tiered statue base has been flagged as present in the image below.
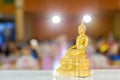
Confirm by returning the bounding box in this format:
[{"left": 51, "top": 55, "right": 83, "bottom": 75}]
[
  {"left": 56, "top": 49, "right": 91, "bottom": 77},
  {"left": 56, "top": 69, "right": 91, "bottom": 77}
]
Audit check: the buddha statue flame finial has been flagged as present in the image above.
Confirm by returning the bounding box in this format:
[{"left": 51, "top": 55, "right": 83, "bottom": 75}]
[
  {"left": 56, "top": 22, "right": 91, "bottom": 77},
  {"left": 78, "top": 21, "right": 86, "bottom": 35}
]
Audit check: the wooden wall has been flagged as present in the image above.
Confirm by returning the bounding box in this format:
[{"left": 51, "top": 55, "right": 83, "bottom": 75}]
[
  {"left": 24, "top": 12, "right": 114, "bottom": 40},
  {"left": 24, "top": 0, "right": 119, "bottom": 40}
]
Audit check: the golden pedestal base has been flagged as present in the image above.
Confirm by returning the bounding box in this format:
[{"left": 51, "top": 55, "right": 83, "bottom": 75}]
[
  {"left": 56, "top": 52, "right": 91, "bottom": 77},
  {"left": 56, "top": 69, "right": 91, "bottom": 77}
]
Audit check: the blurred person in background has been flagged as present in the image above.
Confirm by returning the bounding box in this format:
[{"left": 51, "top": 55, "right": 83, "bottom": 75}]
[
  {"left": 8, "top": 42, "right": 21, "bottom": 58},
  {"left": 16, "top": 47, "right": 39, "bottom": 70},
  {"left": 90, "top": 49, "right": 110, "bottom": 69},
  {"left": 29, "top": 39, "right": 40, "bottom": 67},
  {"left": 30, "top": 39, "right": 39, "bottom": 59},
  {"left": 53, "top": 35, "right": 68, "bottom": 69},
  {"left": 90, "top": 39, "right": 110, "bottom": 69},
  {"left": 0, "top": 42, "right": 17, "bottom": 69},
  {"left": 41, "top": 42, "right": 55, "bottom": 70},
  {"left": 107, "top": 41, "right": 120, "bottom": 68}
]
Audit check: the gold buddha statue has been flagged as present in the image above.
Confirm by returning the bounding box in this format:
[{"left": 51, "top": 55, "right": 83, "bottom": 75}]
[{"left": 56, "top": 22, "right": 91, "bottom": 77}]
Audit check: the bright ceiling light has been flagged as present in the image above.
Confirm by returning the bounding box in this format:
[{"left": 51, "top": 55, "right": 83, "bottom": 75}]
[
  {"left": 83, "top": 15, "right": 92, "bottom": 23},
  {"left": 52, "top": 15, "right": 61, "bottom": 24}
]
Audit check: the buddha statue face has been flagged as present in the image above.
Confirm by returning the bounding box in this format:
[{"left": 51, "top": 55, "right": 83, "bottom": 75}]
[{"left": 78, "top": 24, "right": 86, "bottom": 35}]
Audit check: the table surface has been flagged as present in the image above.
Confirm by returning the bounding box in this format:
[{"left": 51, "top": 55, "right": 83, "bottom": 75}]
[{"left": 0, "top": 69, "right": 120, "bottom": 80}]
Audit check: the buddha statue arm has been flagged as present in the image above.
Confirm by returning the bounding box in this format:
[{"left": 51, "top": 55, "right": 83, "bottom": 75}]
[
  {"left": 76, "top": 36, "right": 80, "bottom": 49},
  {"left": 84, "top": 36, "right": 88, "bottom": 48},
  {"left": 67, "top": 45, "right": 76, "bottom": 53}
]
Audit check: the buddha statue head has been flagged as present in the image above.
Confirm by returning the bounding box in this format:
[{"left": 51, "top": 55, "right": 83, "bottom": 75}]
[{"left": 78, "top": 22, "right": 86, "bottom": 35}]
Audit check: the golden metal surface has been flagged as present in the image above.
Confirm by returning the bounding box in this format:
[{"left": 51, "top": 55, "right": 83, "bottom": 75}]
[{"left": 56, "top": 22, "right": 91, "bottom": 77}]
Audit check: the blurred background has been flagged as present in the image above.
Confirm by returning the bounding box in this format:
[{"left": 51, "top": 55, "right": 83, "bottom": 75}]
[{"left": 0, "top": 0, "right": 120, "bottom": 70}]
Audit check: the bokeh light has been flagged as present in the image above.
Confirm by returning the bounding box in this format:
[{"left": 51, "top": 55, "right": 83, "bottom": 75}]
[
  {"left": 52, "top": 15, "right": 61, "bottom": 24},
  {"left": 83, "top": 15, "right": 92, "bottom": 23}
]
